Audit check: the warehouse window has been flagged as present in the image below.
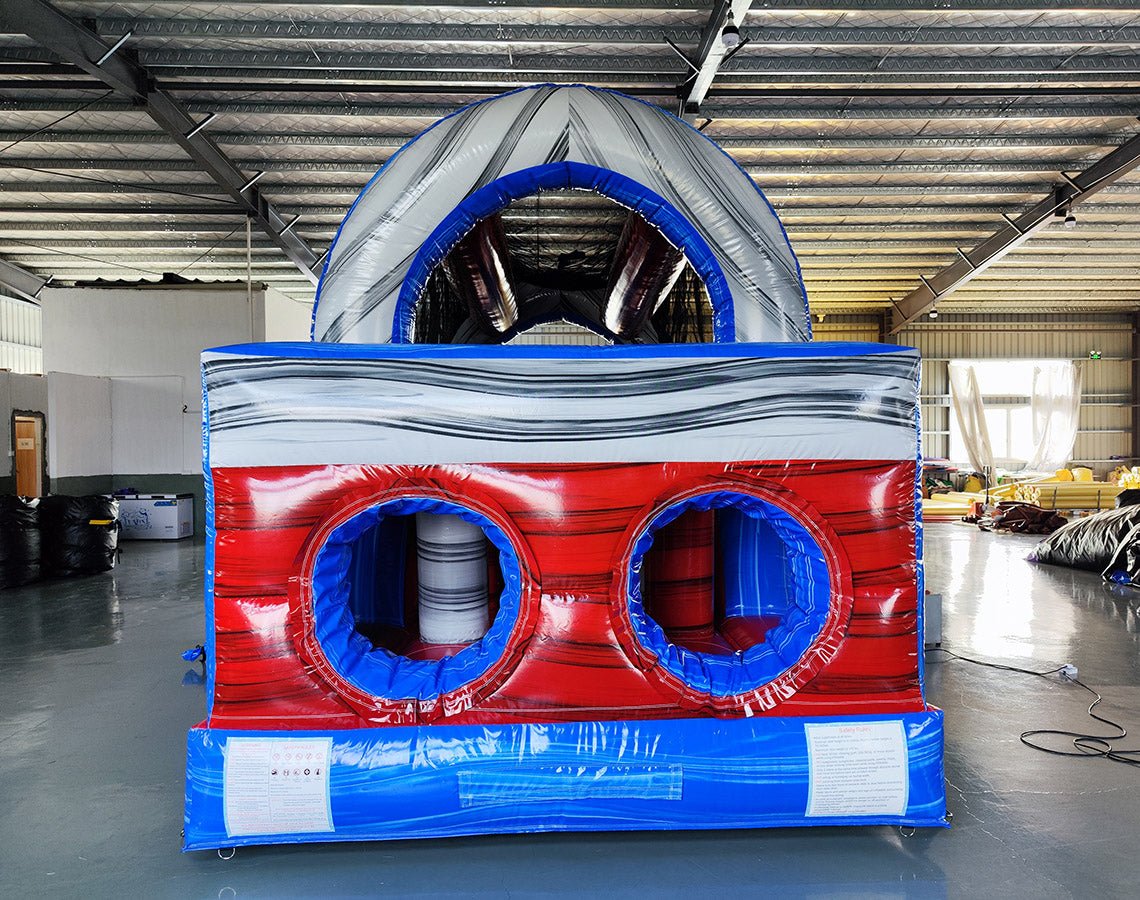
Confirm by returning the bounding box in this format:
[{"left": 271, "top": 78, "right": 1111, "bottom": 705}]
[{"left": 948, "top": 359, "right": 1082, "bottom": 472}]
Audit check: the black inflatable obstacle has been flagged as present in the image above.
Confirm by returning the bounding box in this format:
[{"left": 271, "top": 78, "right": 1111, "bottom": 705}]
[
  {"left": 0, "top": 496, "right": 40, "bottom": 588},
  {"left": 38, "top": 495, "right": 119, "bottom": 578},
  {"left": 1030, "top": 504, "right": 1140, "bottom": 585}
]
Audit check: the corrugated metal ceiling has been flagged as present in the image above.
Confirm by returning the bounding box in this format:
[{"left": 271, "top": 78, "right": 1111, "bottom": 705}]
[{"left": 0, "top": 0, "right": 1138, "bottom": 315}]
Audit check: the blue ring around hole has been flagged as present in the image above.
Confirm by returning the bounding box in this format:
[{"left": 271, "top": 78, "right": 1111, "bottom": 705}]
[
  {"left": 309, "top": 496, "right": 523, "bottom": 702},
  {"left": 392, "top": 161, "right": 736, "bottom": 344},
  {"left": 627, "top": 490, "right": 832, "bottom": 698}
]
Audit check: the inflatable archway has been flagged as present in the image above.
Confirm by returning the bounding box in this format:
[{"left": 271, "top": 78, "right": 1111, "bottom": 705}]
[
  {"left": 312, "top": 84, "right": 810, "bottom": 345},
  {"left": 183, "top": 87, "right": 946, "bottom": 851}
]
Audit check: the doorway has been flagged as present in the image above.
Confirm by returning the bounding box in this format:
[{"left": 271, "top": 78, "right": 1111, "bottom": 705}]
[{"left": 13, "top": 411, "right": 46, "bottom": 498}]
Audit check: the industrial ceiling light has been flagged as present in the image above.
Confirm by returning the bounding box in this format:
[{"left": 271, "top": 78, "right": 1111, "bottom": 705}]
[
  {"left": 928, "top": 308, "right": 939, "bottom": 320},
  {"left": 721, "top": 11, "right": 741, "bottom": 48},
  {"left": 1063, "top": 203, "right": 1077, "bottom": 229}
]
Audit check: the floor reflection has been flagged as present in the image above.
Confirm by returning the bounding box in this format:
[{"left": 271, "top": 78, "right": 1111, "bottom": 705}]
[{"left": 0, "top": 582, "right": 124, "bottom": 658}]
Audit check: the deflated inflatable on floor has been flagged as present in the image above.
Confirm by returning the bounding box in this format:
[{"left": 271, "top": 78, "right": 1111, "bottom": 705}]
[{"left": 183, "top": 86, "right": 946, "bottom": 851}]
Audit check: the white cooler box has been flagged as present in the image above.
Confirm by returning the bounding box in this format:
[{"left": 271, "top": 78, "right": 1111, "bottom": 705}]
[{"left": 118, "top": 493, "right": 194, "bottom": 540}]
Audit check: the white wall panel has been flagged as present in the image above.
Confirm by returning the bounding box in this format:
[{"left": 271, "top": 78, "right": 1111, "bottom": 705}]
[
  {"left": 42, "top": 286, "right": 252, "bottom": 393},
  {"left": 111, "top": 376, "right": 184, "bottom": 475},
  {"left": 47, "top": 372, "right": 111, "bottom": 478},
  {"left": 262, "top": 287, "right": 315, "bottom": 343},
  {"left": 9, "top": 373, "right": 47, "bottom": 415},
  {"left": 40, "top": 284, "right": 271, "bottom": 476},
  {"left": 0, "top": 294, "right": 43, "bottom": 375}
]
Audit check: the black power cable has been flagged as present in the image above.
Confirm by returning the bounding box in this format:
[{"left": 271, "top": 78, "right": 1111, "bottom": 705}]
[{"left": 926, "top": 647, "right": 1140, "bottom": 768}]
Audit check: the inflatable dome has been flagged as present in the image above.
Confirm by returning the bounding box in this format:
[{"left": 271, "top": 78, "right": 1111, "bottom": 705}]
[{"left": 312, "top": 84, "right": 811, "bottom": 345}]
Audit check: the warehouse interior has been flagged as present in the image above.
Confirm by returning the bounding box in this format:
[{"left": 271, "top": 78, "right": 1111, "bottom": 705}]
[{"left": 1, "top": 1, "right": 1139, "bottom": 896}]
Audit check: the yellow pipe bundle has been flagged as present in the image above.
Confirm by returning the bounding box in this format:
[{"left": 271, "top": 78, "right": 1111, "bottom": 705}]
[
  {"left": 1014, "top": 481, "right": 1120, "bottom": 511},
  {"left": 922, "top": 492, "right": 985, "bottom": 521}
]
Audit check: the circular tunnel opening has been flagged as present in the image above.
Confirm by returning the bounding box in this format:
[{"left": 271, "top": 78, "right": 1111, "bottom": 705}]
[
  {"left": 308, "top": 498, "right": 523, "bottom": 700},
  {"left": 628, "top": 491, "right": 833, "bottom": 698},
  {"left": 412, "top": 189, "right": 716, "bottom": 345}
]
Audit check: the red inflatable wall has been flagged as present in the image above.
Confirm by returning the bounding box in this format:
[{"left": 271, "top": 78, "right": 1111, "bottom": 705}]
[{"left": 206, "top": 459, "right": 920, "bottom": 731}]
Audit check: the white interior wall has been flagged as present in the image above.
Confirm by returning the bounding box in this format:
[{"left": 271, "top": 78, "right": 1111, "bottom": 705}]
[
  {"left": 40, "top": 283, "right": 310, "bottom": 477},
  {"left": 263, "top": 286, "right": 314, "bottom": 343},
  {"left": 47, "top": 372, "right": 111, "bottom": 479},
  {"left": 9, "top": 372, "right": 48, "bottom": 415},
  {"left": 111, "top": 376, "right": 185, "bottom": 475}
]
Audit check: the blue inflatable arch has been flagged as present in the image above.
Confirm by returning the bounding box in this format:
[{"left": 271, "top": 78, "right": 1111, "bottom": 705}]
[
  {"left": 312, "top": 84, "right": 811, "bottom": 345},
  {"left": 395, "top": 161, "right": 737, "bottom": 343}
]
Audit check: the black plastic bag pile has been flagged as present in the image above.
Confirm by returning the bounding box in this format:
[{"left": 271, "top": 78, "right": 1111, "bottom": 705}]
[
  {"left": 37, "top": 495, "right": 119, "bottom": 579},
  {"left": 0, "top": 496, "right": 40, "bottom": 588},
  {"left": 1030, "top": 503, "right": 1140, "bottom": 586}
]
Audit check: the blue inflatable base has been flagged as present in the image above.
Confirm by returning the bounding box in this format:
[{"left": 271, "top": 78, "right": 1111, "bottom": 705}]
[{"left": 183, "top": 711, "right": 947, "bottom": 850}]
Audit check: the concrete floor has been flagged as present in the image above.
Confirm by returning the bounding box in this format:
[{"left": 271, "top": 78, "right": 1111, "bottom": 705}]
[{"left": 2, "top": 523, "right": 1139, "bottom": 898}]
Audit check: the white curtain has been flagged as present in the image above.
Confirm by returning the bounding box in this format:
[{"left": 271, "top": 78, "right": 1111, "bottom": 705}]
[
  {"left": 1027, "top": 360, "right": 1083, "bottom": 472},
  {"left": 948, "top": 362, "right": 994, "bottom": 474}
]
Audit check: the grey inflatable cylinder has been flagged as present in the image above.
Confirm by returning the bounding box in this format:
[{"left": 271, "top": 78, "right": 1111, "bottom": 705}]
[{"left": 415, "top": 512, "right": 490, "bottom": 644}]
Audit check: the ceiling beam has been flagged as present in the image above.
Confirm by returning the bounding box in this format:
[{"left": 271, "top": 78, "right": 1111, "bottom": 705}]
[
  {"left": 0, "top": 129, "right": 1129, "bottom": 151},
  {"left": 0, "top": 0, "right": 321, "bottom": 285},
  {"left": 9, "top": 220, "right": 1140, "bottom": 236},
  {"left": 130, "top": 47, "right": 1140, "bottom": 77},
  {"left": 6, "top": 179, "right": 1140, "bottom": 199},
  {"left": 0, "top": 157, "right": 1118, "bottom": 177},
  {"left": 8, "top": 42, "right": 1140, "bottom": 80},
  {"left": 147, "top": 65, "right": 1140, "bottom": 86},
  {"left": 84, "top": 1, "right": 702, "bottom": 7},
  {"left": 889, "top": 131, "right": 1140, "bottom": 333},
  {"left": 67, "top": 0, "right": 1140, "bottom": 9},
  {"left": 92, "top": 18, "right": 1140, "bottom": 48},
  {"left": 122, "top": 82, "right": 1140, "bottom": 99},
  {"left": 7, "top": 202, "right": 1140, "bottom": 219},
  {"left": 7, "top": 96, "right": 1140, "bottom": 121},
  {"left": 0, "top": 257, "right": 48, "bottom": 303},
  {"left": 94, "top": 19, "right": 701, "bottom": 45}
]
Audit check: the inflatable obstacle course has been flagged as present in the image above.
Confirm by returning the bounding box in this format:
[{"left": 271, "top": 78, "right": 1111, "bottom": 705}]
[{"left": 183, "top": 85, "right": 946, "bottom": 850}]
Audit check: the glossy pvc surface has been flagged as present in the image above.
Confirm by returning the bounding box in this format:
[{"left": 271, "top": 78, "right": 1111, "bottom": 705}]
[
  {"left": 184, "top": 711, "right": 947, "bottom": 850},
  {"left": 205, "top": 459, "right": 922, "bottom": 731},
  {"left": 190, "top": 340, "right": 934, "bottom": 847},
  {"left": 311, "top": 86, "right": 811, "bottom": 344}
]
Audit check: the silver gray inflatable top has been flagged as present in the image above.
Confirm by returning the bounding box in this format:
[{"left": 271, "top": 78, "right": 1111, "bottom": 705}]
[{"left": 312, "top": 84, "right": 811, "bottom": 344}]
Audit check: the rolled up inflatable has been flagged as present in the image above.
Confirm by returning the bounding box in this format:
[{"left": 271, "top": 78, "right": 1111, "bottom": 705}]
[
  {"left": 0, "top": 496, "right": 39, "bottom": 588},
  {"left": 1029, "top": 504, "right": 1140, "bottom": 573},
  {"left": 38, "top": 495, "right": 118, "bottom": 578}
]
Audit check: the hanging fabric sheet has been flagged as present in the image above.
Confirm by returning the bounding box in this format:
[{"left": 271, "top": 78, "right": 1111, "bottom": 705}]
[
  {"left": 948, "top": 362, "right": 995, "bottom": 474},
  {"left": 1027, "top": 360, "right": 1083, "bottom": 472}
]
